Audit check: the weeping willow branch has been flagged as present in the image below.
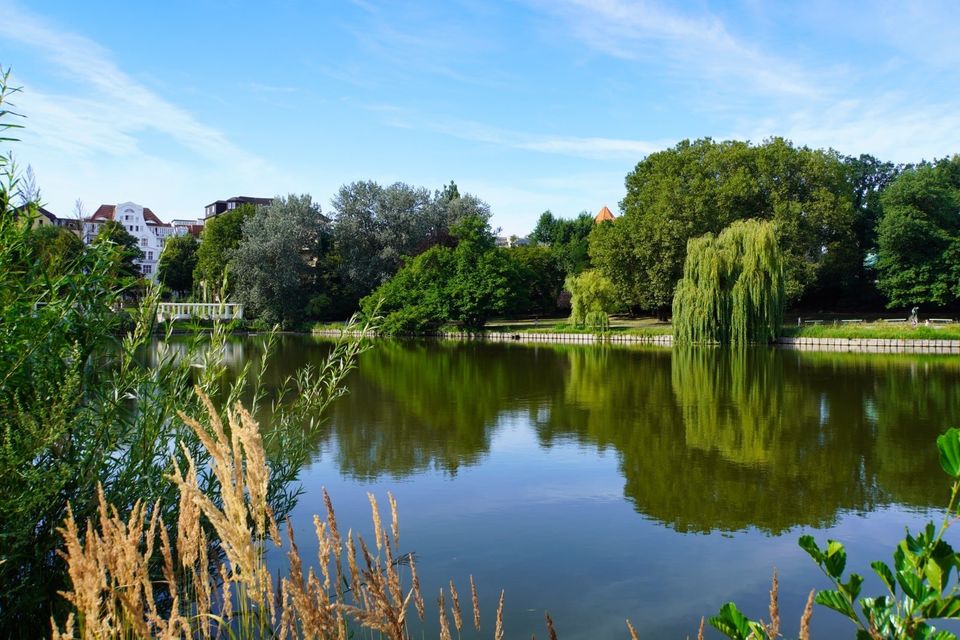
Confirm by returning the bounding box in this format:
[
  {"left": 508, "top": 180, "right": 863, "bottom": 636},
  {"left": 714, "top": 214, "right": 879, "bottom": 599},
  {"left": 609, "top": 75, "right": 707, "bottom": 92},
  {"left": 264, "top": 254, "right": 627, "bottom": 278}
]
[{"left": 673, "top": 219, "right": 785, "bottom": 344}]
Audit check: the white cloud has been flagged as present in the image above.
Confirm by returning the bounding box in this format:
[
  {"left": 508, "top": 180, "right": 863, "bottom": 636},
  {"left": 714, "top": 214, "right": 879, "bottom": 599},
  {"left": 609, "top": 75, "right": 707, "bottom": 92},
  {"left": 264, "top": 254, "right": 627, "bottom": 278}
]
[
  {"left": 535, "top": 0, "right": 825, "bottom": 100},
  {"left": 735, "top": 95, "right": 960, "bottom": 163},
  {"left": 0, "top": 1, "right": 274, "bottom": 219},
  {"left": 368, "top": 106, "right": 668, "bottom": 161}
]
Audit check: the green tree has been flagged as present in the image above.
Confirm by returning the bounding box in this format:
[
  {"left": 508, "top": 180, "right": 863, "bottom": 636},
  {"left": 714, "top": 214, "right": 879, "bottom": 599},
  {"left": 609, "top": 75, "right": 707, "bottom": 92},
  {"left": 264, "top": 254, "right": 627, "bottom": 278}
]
[
  {"left": 332, "top": 180, "right": 491, "bottom": 306},
  {"left": 875, "top": 156, "right": 960, "bottom": 308},
  {"left": 447, "top": 215, "right": 517, "bottom": 329},
  {"left": 27, "top": 224, "right": 84, "bottom": 278},
  {"left": 194, "top": 202, "right": 257, "bottom": 299},
  {"left": 672, "top": 219, "right": 785, "bottom": 344},
  {"left": 232, "top": 194, "right": 329, "bottom": 328},
  {"left": 157, "top": 233, "right": 198, "bottom": 295},
  {"left": 531, "top": 210, "right": 593, "bottom": 276},
  {"left": 843, "top": 154, "right": 902, "bottom": 304},
  {"left": 506, "top": 244, "right": 564, "bottom": 316},
  {"left": 93, "top": 218, "right": 143, "bottom": 282},
  {"left": 566, "top": 269, "right": 618, "bottom": 328},
  {"left": 591, "top": 138, "right": 857, "bottom": 315},
  {"left": 362, "top": 215, "right": 515, "bottom": 333}
]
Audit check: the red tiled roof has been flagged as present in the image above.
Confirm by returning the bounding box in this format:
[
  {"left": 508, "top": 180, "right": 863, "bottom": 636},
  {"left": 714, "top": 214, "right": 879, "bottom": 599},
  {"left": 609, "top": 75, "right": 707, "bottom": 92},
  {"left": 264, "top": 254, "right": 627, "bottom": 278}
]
[
  {"left": 89, "top": 204, "right": 171, "bottom": 227},
  {"left": 186, "top": 225, "right": 204, "bottom": 237},
  {"left": 594, "top": 205, "right": 615, "bottom": 223}
]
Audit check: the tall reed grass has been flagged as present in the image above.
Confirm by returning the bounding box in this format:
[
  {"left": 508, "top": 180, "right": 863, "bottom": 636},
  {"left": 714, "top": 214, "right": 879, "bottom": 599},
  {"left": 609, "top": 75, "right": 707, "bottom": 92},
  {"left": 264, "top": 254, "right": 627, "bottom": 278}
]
[{"left": 50, "top": 385, "right": 670, "bottom": 639}]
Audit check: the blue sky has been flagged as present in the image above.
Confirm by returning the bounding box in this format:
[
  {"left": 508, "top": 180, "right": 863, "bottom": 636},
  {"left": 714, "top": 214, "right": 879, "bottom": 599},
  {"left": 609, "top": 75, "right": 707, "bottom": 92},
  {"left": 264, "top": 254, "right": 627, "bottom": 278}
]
[{"left": 1, "top": 1, "right": 959, "bottom": 235}]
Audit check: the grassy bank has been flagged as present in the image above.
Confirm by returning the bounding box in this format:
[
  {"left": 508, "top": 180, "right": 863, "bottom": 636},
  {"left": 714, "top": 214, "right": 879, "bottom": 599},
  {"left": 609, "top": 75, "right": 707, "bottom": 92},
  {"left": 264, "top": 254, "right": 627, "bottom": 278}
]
[{"left": 783, "top": 322, "right": 960, "bottom": 341}]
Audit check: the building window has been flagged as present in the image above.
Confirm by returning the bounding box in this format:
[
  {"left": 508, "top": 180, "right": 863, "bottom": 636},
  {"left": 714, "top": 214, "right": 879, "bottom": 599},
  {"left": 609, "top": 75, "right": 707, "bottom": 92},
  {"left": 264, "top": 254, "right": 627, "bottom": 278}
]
[
  {"left": 142, "top": 265, "right": 152, "bottom": 275},
  {"left": 147, "top": 251, "right": 153, "bottom": 260},
  {"left": 141, "top": 238, "right": 148, "bottom": 246}
]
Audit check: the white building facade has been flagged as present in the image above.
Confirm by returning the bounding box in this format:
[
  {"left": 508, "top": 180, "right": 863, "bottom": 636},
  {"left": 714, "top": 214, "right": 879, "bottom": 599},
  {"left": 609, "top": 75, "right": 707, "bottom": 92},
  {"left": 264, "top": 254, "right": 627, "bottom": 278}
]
[{"left": 83, "top": 202, "right": 176, "bottom": 280}]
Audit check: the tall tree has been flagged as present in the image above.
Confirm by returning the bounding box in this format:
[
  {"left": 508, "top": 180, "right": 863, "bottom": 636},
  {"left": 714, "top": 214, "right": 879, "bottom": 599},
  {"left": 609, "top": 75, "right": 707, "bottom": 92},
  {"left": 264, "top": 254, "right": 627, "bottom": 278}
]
[
  {"left": 844, "top": 154, "right": 902, "bottom": 287},
  {"left": 332, "top": 180, "right": 490, "bottom": 305},
  {"left": 362, "top": 215, "right": 515, "bottom": 333},
  {"left": 193, "top": 203, "right": 257, "bottom": 299},
  {"left": 875, "top": 156, "right": 960, "bottom": 307},
  {"left": 506, "top": 244, "right": 564, "bottom": 316},
  {"left": 232, "top": 194, "right": 329, "bottom": 327},
  {"left": 673, "top": 219, "right": 785, "bottom": 344},
  {"left": 157, "top": 234, "right": 199, "bottom": 295},
  {"left": 531, "top": 210, "right": 593, "bottom": 276},
  {"left": 590, "top": 138, "right": 857, "bottom": 314},
  {"left": 94, "top": 219, "right": 143, "bottom": 282},
  {"left": 28, "top": 224, "right": 84, "bottom": 279}
]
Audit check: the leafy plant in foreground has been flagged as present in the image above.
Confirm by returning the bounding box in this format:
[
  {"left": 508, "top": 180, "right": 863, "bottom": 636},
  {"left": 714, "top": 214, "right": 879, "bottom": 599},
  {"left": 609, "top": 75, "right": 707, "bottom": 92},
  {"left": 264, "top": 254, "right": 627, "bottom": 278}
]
[{"left": 711, "top": 428, "right": 960, "bottom": 639}]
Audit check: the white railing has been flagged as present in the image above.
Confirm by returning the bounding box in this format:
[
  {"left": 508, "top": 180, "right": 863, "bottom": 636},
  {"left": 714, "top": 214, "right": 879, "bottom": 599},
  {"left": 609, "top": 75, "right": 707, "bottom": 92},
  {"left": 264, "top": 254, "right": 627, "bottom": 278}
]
[{"left": 156, "top": 302, "right": 244, "bottom": 322}]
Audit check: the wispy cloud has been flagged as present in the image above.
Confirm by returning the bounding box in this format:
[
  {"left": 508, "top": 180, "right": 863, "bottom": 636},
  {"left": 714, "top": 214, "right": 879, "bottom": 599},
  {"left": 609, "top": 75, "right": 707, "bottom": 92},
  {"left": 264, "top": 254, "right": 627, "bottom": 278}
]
[
  {"left": 735, "top": 94, "right": 960, "bottom": 163},
  {"left": 0, "top": 1, "right": 277, "bottom": 218},
  {"left": 533, "top": 0, "right": 826, "bottom": 100},
  {"left": 368, "top": 105, "right": 668, "bottom": 160},
  {"left": 0, "top": 1, "right": 259, "bottom": 164}
]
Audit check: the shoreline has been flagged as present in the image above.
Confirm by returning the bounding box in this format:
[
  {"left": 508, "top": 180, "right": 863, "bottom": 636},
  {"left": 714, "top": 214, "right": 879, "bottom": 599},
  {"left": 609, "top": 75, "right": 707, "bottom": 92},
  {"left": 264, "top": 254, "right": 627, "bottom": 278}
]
[{"left": 310, "top": 329, "right": 960, "bottom": 354}]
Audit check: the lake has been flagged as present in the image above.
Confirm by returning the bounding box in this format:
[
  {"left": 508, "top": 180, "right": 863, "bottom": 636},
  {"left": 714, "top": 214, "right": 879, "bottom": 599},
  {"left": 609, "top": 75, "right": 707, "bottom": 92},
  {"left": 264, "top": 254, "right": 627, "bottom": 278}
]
[{"left": 211, "top": 335, "right": 960, "bottom": 638}]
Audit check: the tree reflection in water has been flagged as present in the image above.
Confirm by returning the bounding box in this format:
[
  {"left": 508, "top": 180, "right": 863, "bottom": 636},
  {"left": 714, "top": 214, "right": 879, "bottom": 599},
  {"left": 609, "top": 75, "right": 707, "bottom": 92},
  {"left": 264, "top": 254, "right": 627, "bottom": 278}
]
[{"left": 217, "top": 336, "right": 960, "bottom": 534}]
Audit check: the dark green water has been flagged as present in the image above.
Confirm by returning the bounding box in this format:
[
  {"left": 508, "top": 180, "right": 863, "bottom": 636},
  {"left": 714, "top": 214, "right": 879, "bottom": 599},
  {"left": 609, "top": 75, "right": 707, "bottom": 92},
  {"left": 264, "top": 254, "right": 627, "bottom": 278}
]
[{"left": 225, "top": 336, "right": 960, "bottom": 638}]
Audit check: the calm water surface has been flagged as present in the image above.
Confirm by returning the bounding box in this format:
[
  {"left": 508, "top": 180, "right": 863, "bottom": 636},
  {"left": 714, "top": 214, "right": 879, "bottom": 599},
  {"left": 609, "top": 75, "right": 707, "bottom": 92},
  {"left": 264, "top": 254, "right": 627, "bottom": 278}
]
[{"left": 215, "top": 336, "right": 960, "bottom": 638}]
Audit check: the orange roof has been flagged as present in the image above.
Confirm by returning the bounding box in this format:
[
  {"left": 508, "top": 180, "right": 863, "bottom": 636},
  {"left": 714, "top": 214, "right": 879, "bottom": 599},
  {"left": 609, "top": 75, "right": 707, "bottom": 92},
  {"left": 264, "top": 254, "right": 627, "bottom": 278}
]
[
  {"left": 89, "top": 204, "right": 171, "bottom": 227},
  {"left": 594, "top": 205, "right": 615, "bottom": 223}
]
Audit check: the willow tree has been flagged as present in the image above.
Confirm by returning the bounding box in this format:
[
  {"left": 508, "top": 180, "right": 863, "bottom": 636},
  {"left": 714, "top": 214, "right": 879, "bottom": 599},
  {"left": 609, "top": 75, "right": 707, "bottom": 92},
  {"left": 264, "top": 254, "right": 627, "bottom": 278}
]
[{"left": 673, "top": 219, "right": 784, "bottom": 344}]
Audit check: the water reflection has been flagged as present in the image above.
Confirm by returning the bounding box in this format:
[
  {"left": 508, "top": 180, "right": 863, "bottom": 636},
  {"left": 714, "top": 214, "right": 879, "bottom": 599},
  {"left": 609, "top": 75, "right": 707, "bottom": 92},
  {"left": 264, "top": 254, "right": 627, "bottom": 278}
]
[
  {"left": 197, "top": 336, "right": 960, "bottom": 534},
  {"left": 331, "top": 342, "right": 960, "bottom": 533}
]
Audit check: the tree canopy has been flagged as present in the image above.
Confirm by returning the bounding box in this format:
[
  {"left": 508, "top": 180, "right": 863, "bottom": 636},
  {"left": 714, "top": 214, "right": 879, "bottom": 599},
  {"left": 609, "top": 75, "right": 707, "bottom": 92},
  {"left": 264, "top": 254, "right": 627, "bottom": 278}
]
[
  {"left": 590, "top": 138, "right": 859, "bottom": 313},
  {"left": 332, "top": 180, "right": 490, "bottom": 305},
  {"left": 362, "top": 215, "right": 517, "bottom": 334},
  {"left": 157, "top": 233, "right": 198, "bottom": 295},
  {"left": 194, "top": 203, "right": 257, "bottom": 299},
  {"left": 673, "top": 219, "right": 785, "bottom": 344},
  {"left": 232, "top": 194, "right": 330, "bottom": 328},
  {"left": 93, "top": 219, "right": 143, "bottom": 282},
  {"left": 875, "top": 156, "right": 960, "bottom": 308},
  {"left": 530, "top": 210, "right": 594, "bottom": 277}
]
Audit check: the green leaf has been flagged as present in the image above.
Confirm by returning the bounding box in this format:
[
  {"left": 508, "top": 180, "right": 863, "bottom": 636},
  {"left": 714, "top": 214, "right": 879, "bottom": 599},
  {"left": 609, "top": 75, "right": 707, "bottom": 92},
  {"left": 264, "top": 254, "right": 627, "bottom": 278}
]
[
  {"left": 824, "top": 540, "right": 847, "bottom": 578},
  {"left": 926, "top": 559, "right": 946, "bottom": 594},
  {"left": 815, "top": 588, "right": 858, "bottom": 621},
  {"left": 897, "top": 570, "right": 925, "bottom": 601},
  {"left": 872, "top": 561, "right": 897, "bottom": 594},
  {"left": 923, "top": 595, "right": 960, "bottom": 619},
  {"left": 937, "top": 428, "right": 960, "bottom": 478},
  {"left": 709, "top": 602, "right": 755, "bottom": 640},
  {"left": 799, "top": 535, "right": 823, "bottom": 563},
  {"left": 841, "top": 573, "right": 864, "bottom": 601}
]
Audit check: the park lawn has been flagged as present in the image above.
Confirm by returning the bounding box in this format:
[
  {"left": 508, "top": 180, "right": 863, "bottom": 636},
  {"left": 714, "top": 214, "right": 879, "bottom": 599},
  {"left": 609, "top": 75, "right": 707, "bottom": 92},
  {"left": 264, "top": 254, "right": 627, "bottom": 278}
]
[{"left": 782, "top": 322, "right": 960, "bottom": 340}]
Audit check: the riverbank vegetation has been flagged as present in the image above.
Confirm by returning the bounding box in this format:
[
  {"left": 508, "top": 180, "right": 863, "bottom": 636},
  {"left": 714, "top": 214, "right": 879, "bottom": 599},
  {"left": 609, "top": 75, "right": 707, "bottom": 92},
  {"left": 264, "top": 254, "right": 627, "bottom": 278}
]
[
  {"left": 143, "top": 136, "right": 960, "bottom": 336},
  {"left": 0, "top": 68, "right": 373, "bottom": 634},
  {"left": 673, "top": 219, "right": 785, "bottom": 344}
]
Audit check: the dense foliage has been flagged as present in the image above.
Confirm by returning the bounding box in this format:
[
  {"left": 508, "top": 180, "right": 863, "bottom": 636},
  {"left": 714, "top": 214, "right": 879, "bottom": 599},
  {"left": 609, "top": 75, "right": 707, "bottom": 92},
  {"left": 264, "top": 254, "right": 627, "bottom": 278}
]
[
  {"left": 157, "top": 232, "right": 198, "bottom": 294},
  {"left": 362, "top": 215, "right": 518, "bottom": 333},
  {"left": 590, "top": 138, "right": 895, "bottom": 315},
  {"left": 332, "top": 180, "right": 490, "bottom": 306},
  {"left": 673, "top": 219, "right": 785, "bottom": 344},
  {"left": 530, "top": 210, "right": 594, "bottom": 276},
  {"left": 232, "top": 194, "right": 331, "bottom": 328},
  {"left": 93, "top": 218, "right": 144, "bottom": 282},
  {"left": 566, "top": 269, "right": 618, "bottom": 329},
  {"left": 193, "top": 202, "right": 256, "bottom": 299},
  {"left": 875, "top": 156, "right": 960, "bottom": 308}
]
